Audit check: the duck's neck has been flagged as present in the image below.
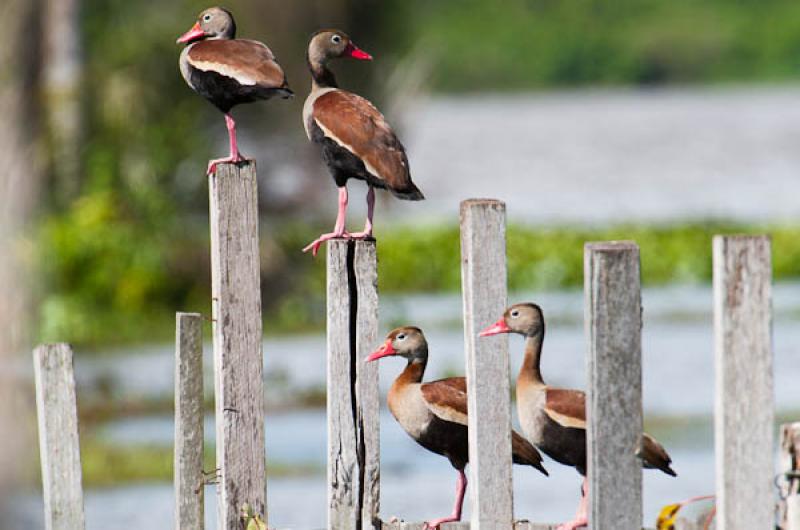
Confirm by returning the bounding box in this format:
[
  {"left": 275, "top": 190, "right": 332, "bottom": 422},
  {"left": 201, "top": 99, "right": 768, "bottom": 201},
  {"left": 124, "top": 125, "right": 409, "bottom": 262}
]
[
  {"left": 308, "top": 57, "right": 338, "bottom": 90},
  {"left": 394, "top": 356, "right": 427, "bottom": 388},
  {"left": 518, "top": 329, "right": 545, "bottom": 388}
]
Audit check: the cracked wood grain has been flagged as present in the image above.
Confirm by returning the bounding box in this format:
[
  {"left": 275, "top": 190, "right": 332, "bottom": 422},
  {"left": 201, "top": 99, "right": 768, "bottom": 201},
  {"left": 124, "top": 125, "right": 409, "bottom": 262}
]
[
  {"left": 713, "top": 235, "right": 773, "bottom": 530},
  {"left": 34, "top": 343, "right": 86, "bottom": 530},
  {"left": 209, "top": 162, "right": 267, "bottom": 530},
  {"left": 584, "top": 241, "right": 643, "bottom": 530},
  {"left": 175, "top": 312, "right": 204, "bottom": 530}
]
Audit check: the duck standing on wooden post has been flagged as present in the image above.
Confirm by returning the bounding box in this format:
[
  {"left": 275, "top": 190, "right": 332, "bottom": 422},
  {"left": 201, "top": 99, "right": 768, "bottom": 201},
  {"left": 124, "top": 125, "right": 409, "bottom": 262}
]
[
  {"left": 177, "top": 7, "right": 293, "bottom": 174},
  {"left": 367, "top": 326, "right": 548, "bottom": 529},
  {"left": 480, "top": 303, "right": 677, "bottom": 530},
  {"left": 303, "top": 30, "right": 424, "bottom": 257}
]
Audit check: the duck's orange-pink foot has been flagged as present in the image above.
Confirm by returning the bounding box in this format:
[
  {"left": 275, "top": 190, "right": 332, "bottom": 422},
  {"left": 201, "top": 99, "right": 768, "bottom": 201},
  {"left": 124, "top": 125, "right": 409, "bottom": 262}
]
[
  {"left": 423, "top": 515, "right": 461, "bottom": 530},
  {"left": 302, "top": 232, "right": 352, "bottom": 257},
  {"left": 207, "top": 153, "right": 247, "bottom": 175},
  {"left": 556, "top": 518, "right": 588, "bottom": 530}
]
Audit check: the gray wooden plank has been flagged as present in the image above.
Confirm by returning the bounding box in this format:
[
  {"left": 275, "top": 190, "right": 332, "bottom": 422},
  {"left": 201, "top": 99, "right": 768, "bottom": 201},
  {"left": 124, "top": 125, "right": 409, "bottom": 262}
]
[
  {"left": 712, "top": 235, "right": 773, "bottom": 530},
  {"left": 779, "top": 422, "right": 800, "bottom": 530},
  {"left": 33, "top": 343, "right": 86, "bottom": 530},
  {"left": 380, "top": 521, "right": 564, "bottom": 530},
  {"left": 209, "top": 161, "right": 267, "bottom": 530},
  {"left": 459, "top": 199, "right": 514, "bottom": 530},
  {"left": 174, "top": 312, "right": 204, "bottom": 530},
  {"left": 354, "top": 240, "right": 381, "bottom": 528},
  {"left": 327, "top": 239, "right": 359, "bottom": 530},
  {"left": 584, "top": 241, "right": 643, "bottom": 530}
]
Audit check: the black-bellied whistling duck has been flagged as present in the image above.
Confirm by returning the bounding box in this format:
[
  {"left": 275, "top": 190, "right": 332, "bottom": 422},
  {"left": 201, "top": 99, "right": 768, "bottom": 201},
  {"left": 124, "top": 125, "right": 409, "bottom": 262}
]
[
  {"left": 367, "top": 326, "right": 548, "bottom": 529},
  {"left": 177, "top": 7, "right": 292, "bottom": 174},
  {"left": 480, "top": 303, "right": 676, "bottom": 530},
  {"left": 302, "top": 30, "right": 424, "bottom": 256}
]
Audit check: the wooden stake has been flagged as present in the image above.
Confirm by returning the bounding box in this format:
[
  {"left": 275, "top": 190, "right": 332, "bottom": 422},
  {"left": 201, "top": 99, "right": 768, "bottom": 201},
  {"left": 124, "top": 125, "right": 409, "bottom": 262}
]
[
  {"left": 712, "top": 235, "right": 773, "bottom": 530},
  {"left": 33, "top": 343, "right": 86, "bottom": 530},
  {"left": 175, "top": 312, "right": 204, "bottom": 530},
  {"left": 584, "top": 242, "right": 643, "bottom": 530},
  {"left": 327, "top": 239, "right": 380, "bottom": 529},
  {"left": 460, "top": 199, "right": 514, "bottom": 530},
  {"left": 209, "top": 161, "right": 266, "bottom": 529},
  {"left": 779, "top": 422, "right": 800, "bottom": 530}
]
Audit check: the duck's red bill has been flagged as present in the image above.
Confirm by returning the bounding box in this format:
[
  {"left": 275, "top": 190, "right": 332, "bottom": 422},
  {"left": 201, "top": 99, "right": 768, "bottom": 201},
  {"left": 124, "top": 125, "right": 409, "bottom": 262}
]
[
  {"left": 177, "top": 22, "right": 205, "bottom": 44},
  {"left": 479, "top": 319, "right": 510, "bottom": 337},
  {"left": 366, "top": 339, "right": 394, "bottom": 362},
  {"left": 345, "top": 42, "right": 373, "bottom": 61}
]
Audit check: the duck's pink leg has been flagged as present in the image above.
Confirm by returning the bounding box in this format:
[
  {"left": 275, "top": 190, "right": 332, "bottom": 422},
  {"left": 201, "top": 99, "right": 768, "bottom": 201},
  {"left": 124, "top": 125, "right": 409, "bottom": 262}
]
[
  {"left": 349, "top": 186, "right": 375, "bottom": 240},
  {"left": 423, "top": 469, "right": 467, "bottom": 529},
  {"left": 303, "top": 187, "right": 352, "bottom": 256},
  {"left": 557, "top": 477, "right": 589, "bottom": 530},
  {"left": 207, "top": 113, "right": 247, "bottom": 174}
]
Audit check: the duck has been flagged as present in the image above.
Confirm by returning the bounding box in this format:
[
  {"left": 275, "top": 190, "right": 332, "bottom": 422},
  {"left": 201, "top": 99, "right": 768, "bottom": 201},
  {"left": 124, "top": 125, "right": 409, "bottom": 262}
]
[
  {"left": 177, "top": 7, "right": 292, "bottom": 174},
  {"left": 367, "top": 326, "right": 548, "bottom": 529},
  {"left": 302, "top": 30, "right": 424, "bottom": 256},
  {"left": 480, "top": 303, "right": 676, "bottom": 530}
]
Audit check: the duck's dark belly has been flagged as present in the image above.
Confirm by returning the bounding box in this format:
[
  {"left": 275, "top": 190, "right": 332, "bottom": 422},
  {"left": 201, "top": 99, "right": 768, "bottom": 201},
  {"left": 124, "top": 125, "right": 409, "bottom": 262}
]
[
  {"left": 187, "top": 66, "right": 283, "bottom": 113},
  {"left": 309, "top": 120, "right": 388, "bottom": 189},
  {"left": 415, "top": 415, "right": 469, "bottom": 471},
  {"left": 537, "top": 415, "right": 587, "bottom": 475}
]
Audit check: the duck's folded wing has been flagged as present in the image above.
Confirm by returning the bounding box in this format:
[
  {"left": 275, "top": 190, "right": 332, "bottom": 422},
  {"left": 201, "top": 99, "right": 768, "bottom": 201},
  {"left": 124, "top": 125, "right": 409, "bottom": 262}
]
[
  {"left": 544, "top": 387, "right": 586, "bottom": 429},
  {"left": 187, "top": 39, "right": 288, "bottom": 89},
  {"left": 312, "top": 90, "right": 417, "bottom": 194},
  {"left": 420, "top": 377, "right": 468, "bottom": 426}
]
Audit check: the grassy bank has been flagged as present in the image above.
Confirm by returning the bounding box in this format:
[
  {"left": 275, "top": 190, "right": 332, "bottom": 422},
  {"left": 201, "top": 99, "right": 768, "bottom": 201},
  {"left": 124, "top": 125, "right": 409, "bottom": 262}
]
[{"left": 37, "top": 221, "right": 800, "bottom": 346}]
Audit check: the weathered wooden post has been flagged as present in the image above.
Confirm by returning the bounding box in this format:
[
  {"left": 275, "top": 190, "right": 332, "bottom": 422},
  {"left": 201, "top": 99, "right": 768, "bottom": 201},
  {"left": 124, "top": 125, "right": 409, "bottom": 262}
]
[
  {"left": 327, "top": 239, "right": 381, "bottom": 529},
  {"left": 584, "top": 242, "right": 643, "bottom": 530},
  {"left": 460, "top": 199, "right": 514, "bottom": 530},
  {"left": 779, "top": 422, "right": 800, "bottom": 530},
  {"left": 33, "top": 343, "right": 86, "bottom": 530},
  {"left": 712, "top": 235, "right": 773, "bottom": 530},
  {"left": 175, "top": 312, "right": 204, "bottom": 530},
  {"left": 209, "top": 161, "right": 267, "bottom": 529}
]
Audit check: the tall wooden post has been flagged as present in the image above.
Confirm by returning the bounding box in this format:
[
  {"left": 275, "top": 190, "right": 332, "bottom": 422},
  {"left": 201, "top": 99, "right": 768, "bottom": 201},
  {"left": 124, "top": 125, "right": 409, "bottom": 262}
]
[
  {"left": 33, "top": 343, "right": 86, "bottom": 530},
  {"left": 209, "top": 162, "right": 267, "bottom": 529},
  {"left": 460, "top": 199, "right": 514, "bottom": 530},
  {"left": 779, "top": 422, "right": 800, "bottom": 530},
  {"left": 713, "top": 235, "right": 773, "bottom": 530},
  {"left": 175, "top": 312, "right": 204, "bottom": 530},
  {"left": 327, "top": 239, "right": 381, "bottom": 529},
  {"left": 584, "top": 242, "right": 643, "bottom": 530}
]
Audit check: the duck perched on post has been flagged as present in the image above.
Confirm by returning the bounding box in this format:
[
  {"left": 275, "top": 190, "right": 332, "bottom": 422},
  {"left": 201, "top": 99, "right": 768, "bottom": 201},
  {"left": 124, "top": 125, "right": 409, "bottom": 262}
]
[
  {"left": 480, "top": 303, "right": 676, "bottom": 530},
  {"left": 302, "top": 30, "right": 424, "bottom": 256},
  {"left": 177, "top": 7, "right": 292, "bottom": 174},
  {"left": 367, "top": 326, "right": 548, "bottom": 529}
]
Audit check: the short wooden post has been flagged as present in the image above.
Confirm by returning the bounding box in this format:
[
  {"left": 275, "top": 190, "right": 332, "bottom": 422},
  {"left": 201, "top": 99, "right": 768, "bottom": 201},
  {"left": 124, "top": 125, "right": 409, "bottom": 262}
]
[
  {"left": 327, "top": 239, "right": 380, "bottom": 530},
  {"left": 209, "top": 161, "right": 267, "bottom": 530},
  {"left": 460, "top": 199, "right": 514, "bottom": 530},
  {"left": 33, "top": 343, "right": 86, "bottom": 530},
  {"left": 175, "top": 312, "right": 204, "bottom": 530},
  {"left": 712, "top": 235, "right": 773, "bottom": 530},
  {"left": 584, "top": 242, "right": 643, "bottom": 530},
  {"left": 779, "top": 422, "right": 800, "bottom": 530}
]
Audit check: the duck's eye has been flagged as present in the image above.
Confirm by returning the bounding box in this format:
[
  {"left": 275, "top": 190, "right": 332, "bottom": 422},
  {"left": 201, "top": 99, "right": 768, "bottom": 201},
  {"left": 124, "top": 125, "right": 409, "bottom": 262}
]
[
  {"left": 397, "top": 333, "right": 406, "bottom": 341},
  {"left": 203, "top": 14, "right": 212, "bottom": 22},
  {"left": 331, "top": 34, "right": 342, "bottom": 44},
  {"left": 511, "top": 310, "right": 520, "bottom": 318}
]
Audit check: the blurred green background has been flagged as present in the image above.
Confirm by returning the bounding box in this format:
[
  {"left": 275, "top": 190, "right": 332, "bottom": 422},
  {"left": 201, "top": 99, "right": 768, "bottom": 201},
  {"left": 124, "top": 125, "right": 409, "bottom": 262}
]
[{"left": 6, "top": 0, "right": 800, "bottom": 347}]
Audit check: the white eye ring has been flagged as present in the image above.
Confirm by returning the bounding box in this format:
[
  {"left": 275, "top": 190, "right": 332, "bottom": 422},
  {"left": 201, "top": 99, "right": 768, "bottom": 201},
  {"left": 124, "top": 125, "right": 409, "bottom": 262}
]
[
  {"left": 331, "top": 35, "right": 342, "bottom": 44},
  {"left": 511, "top": 310, "right": 520, "bottom": 318},
  {"left": 203, "top": 14, "right": 212, "bottom": 22},
  {"left": 397, "top": 334, "right": 406, "bottom": 341}
]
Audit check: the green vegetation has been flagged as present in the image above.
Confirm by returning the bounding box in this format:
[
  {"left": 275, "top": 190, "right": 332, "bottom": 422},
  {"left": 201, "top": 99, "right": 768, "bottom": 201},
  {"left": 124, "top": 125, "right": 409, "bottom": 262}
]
[
  {"left": 37, "top": 221, "right": 800, "bottom": 346},
  {"left": 387, "top": 0, "right": 800, "bottom": 90}
]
